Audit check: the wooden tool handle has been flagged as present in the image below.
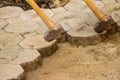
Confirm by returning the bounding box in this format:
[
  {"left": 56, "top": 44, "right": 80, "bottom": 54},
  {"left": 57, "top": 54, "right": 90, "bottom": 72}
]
[
  {"left": 84, "top": 0, "right": 105, "bottom": 21},
  {"left": 26, "top": 0, "right": 55, "bottom": 29}
]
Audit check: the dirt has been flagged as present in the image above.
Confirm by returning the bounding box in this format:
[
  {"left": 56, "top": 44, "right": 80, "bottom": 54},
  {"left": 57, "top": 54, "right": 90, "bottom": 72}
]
[
  {"left": 0, "top": 0, "right": 69, "bottom": 10},
  {"left": 25, "top": 33, "right": 120, "bottom": 80}
]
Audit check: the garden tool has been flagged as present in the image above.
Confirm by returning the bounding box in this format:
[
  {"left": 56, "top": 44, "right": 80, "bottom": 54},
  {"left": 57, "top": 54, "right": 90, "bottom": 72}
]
[
  {"left": 84, "top": 0, "right": 117, "bottom": 33},
  {"left": 26, "top": 0, "right": 70, "bottom": 42}
]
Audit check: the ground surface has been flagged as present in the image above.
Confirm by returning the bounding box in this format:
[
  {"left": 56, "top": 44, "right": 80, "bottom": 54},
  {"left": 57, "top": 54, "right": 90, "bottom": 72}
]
[
  {"left": 1, "top": 0, "right": 120, "bottom": 80},
  {"left": 25, "top": 34, "right": 120, "bottom": 80}
]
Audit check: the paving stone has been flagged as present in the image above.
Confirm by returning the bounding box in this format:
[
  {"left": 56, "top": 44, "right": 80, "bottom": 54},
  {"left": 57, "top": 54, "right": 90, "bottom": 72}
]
[
  {"left": 7, "top": 17, "right": 22, "bottom": 23},
  {"left": 51, "top": 12, "right": 75, "bottom": 23},
  {"left": 41, "top": 9, "right": 54, "bottom": 18},
  {"left": 0, "top": 64, "right": 24, "bottom": 80},
  {"left": 19, "top": 35, "right": 57, "bottom": 57},
  {"left": 67, "top": 25, "right": 104, "bottom": 45},
  {"left": 52, "top": 11, "right": 89, "bottom": 27},
  {"left": 92, "top": 0, "right": 104, "bottom": 9},
  {"left": 0, "top": 6, "right": 24, "bottom": 19},
  {"left": 86, "top": 16, "right": 99, "bottom": 26},
  {"left": 101, "top": 0, "right": 116, "bottom": 5},
  {"left": 4, "top": 20, "right": 40, "bottom": 33},
  {"left": 21, "top": 32, "right": 38, "bottom": 38},
  {"left": 101, "top": 3, "right": 120, "bottom": 15},
  {"left": 64, "top": 1, "right": 87, "bottom": 11},
  {"left": 0, "top": 19, "right": 8, "bottom": 29},
  {"left": 111, "top": 10, "right": 120, "bottom": 23},
  {"left": 51, "top": 7, "right": 67, "bottom": 14},
  {"left": 19, "top": 10, "right": 45, "bottom": 26},
  {"left": 36, "top": 25, "right": 49, "bottom": 34},
  {"left": 0, "top": 33, "right": 23, "bottom": 49},
  {"left": 0, "top": 45, "right": 22, "bottom": 64},
  {"left": 11, "top": 49, "right": 41, "bottom": 71}
]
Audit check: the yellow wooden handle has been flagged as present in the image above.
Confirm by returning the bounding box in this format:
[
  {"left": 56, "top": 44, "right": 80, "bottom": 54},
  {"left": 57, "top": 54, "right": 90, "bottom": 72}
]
[
  {"left": 26, "top": 0, "right": 55, "bottom": 29},
  {"left": 84, "top": 0, "right": 105, "bottom": 21}
]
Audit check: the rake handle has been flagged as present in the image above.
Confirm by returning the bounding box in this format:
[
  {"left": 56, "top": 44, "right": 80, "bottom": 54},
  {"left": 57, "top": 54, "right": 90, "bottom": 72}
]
[{"left": 26, "top": 0, "right": 55, "bottom": 29}]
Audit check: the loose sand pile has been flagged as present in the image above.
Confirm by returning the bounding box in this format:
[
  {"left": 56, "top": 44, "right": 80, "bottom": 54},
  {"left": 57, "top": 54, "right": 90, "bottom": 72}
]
[{"left": 25, "top": 33, "right": 120, "bottom": 80}]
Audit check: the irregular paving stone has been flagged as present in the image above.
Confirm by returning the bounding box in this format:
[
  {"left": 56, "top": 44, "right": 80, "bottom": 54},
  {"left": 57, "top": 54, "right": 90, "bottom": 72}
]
[
  {"left": 51, "top": 12, "right": 75, "bottom": 23},
  {"left": 0, "top": 19, "right": 8, "bottom": 28},
  {"left": 11, "top": 49, "right": 41, "bottom": 71},
  {"left": 4, "top": 20, "right": 40, "bottom": 33},
  {"left": 7, "top": 17, "right": 22, "bottom": 24},
  {"left": 36, "top": 25, "right": 49, "bottom": 35},
  {"left": 101, "top": 0, "right": 116, "bottom": 5},
  {"left": 0, "top": 45, "right": 22, "bottom": 64},
  {"left": 67, "top": 25, "right": 104, "bottom": 45},
  {"left": 101, "top": 3, "right": 120, "bottom": 15},
  {"left": 52, "top": 11, "right": 89, "bottom": 24},
  {"left": 0, "top": 6, "right": 24, "bottom": 19},
  {"left": 111, "top": 10, "right": 120, "bottom": 22},
  {"left": 0, "top": 44, "right": 41, "bottom": 72},
  {"left": 64, "top": 1, "right": 87, "bottom": 11},
  {"left": 21, "top": 32, "right": 38, "bottom": 38},
  {"left": 92, "top": 0, "right": 104, "bottom": 9},
  {"left": 0, "top": 33, "right": 23, "bottom": 49},
  {"left": 41, "top": 9, "right": 54, "bottom": 18},
  {"left": 0, "top": 64, "right": 24, "bottom": 80},
  {"left": 19, "top": 10, "right": 45, "bottom": 26},
  {"left": 86, "top": 16, "right": 99, "bottom": 26},
  {"left": 19, "top": 35, "right": 57, "bottom": 57},
  {"left": 51, "top": 7, "right": 67, "bottom": 14}
]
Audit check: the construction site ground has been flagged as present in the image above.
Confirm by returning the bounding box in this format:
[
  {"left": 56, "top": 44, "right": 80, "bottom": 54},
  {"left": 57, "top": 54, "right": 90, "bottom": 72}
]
[{"left": 1, "top": 0, "right": 120, "bottom": 80}]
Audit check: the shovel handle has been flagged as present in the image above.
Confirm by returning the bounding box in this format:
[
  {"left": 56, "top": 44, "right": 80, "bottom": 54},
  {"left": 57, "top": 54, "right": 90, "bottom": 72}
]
[
  {"left": 84, "top": 0, "right": 105, "bottom": 21},
  {"left": 26, "top": 0, "right": 55, "bottom": 29}
]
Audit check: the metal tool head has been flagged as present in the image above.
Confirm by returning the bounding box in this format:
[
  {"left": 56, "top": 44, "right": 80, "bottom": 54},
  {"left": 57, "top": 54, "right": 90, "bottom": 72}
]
[
  {"left": 44, "top": 22, "right": 71, "bottom": 42},
  {"left": 94, "top": 15, "right": 116, "bottom": 33}
]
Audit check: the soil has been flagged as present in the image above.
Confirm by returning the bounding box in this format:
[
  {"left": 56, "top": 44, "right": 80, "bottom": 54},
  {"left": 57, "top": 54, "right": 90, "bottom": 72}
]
[
  {"left": 25, "top": 33, "right": 120, "bottom": 80},
  {"left": 0, "top": 0, "right": 69, "bottom": 10}
]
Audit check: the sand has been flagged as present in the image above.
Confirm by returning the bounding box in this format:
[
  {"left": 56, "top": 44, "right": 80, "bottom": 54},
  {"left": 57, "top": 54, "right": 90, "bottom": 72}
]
[{"left": 25, "top": 33, "right": 120, "bottom": 80}]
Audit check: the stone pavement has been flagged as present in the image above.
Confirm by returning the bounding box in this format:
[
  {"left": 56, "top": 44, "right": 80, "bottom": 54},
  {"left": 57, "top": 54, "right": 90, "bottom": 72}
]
[{"left": 0, "top": 0, "right": 120, "bottom": 80}]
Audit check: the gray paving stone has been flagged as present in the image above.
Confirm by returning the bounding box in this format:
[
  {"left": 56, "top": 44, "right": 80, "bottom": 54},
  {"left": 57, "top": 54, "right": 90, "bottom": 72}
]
[
  {"left": 101, "top": 0, "right": 116, "bottom": 5},
  {"left": 86, "top": 16, "right": 99, "bottom": 26},
  {"left": 64, "top": 1, "right": 87, "bottom": 11},
  {"left": 0, "top": 64, "right": 24, "bottom": 80},
  {"left": 0, "top": 33, "right": 23, "bottom": 49},
  {"left": 0, "top": 6, "right": 24, "bottom": 19},
  {"left": 19, "top": 10, "right": 45, "bottom": 26},
  {"left": 111, "top": 10, "right": 120, "bottom": 22},
  {"left": 36, "top": 25, "right": 49, "bottom": 35},
  {"left": 19, "top": 35, "right": 57, "bottom": 57},
  {"left": 21, "top": 32, "right": 38, "bottom": 38},
  {"left": 7, "top": 17, "right": 22, "bottom": 24},
  {"left": 11, "top": 49, "right": 41, "bottom": 71},
  {"left": 52, "top": 11, "right": 89, "bottom": 27},
  {"left": 67, "top": 25, "right": 104, "bottom": 45},
  {"left": 51, "top": 7, "right": 67, "bottom": 14},
  {"left": 0, "top": 45, "right": 22, "bottom": 64},
  {"left": 4, "top": 20, "right": 40, "bottom": 33},
  {"left": 0, "top": 19, "right": 8, "bottom": 29},
  {"left": 101, "top": 3, "right": 120, "bottom": 15},
  {"left": 92, "top": 0, "right": 104, "bottom": 9},
  {"left": 41, "top": 9, "right": 54, "bottom": 18},
  {"left": 51, "top": 12, "right": 75, "bottom": 23}
]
